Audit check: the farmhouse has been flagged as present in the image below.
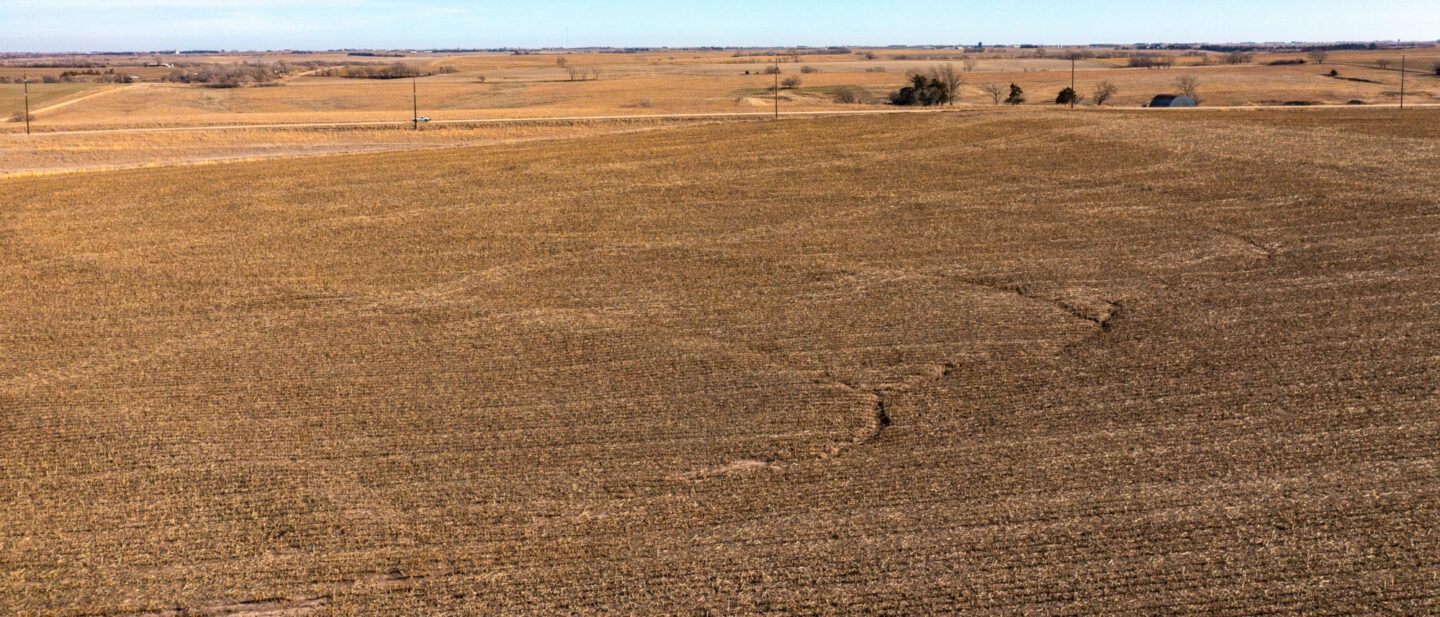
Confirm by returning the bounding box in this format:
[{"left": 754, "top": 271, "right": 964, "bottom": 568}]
[{"left": 1148, "top": 94, "right": 1197, "bottom": 107}]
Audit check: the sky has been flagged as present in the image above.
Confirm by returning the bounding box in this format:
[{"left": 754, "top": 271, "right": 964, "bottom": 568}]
[{"left": 1, "top": 0, "right": 1437, "bottom": 53}]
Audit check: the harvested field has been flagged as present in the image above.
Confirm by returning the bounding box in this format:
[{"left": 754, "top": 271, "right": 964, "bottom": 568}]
[
  {"left": 3, "top": 109, "right": 1439, "bottom": 615},
  {"left": 0, "top": 119, "right": 712, "bottom": 177}
]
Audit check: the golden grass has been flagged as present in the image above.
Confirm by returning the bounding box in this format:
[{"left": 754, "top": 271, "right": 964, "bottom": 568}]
[
  {"left": 0, "top": 82, "right": 106, "bottom": 116},
  {"left": 3, "top": 109, "right": 1439, "bottom": 615}
]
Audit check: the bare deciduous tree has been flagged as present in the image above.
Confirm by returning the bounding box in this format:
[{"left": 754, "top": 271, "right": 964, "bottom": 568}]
[
  {"left": 1175, "top": 75, "right": 1201, "bottom": 104},
  {"left": 1129, "top": 53, "right": 1176, "bottom": 69},
  {"left": 1092, "top": 81, "right": 1118, "bottom": 106},
  {"left": 1128, "top": 53, "right": 1158, "bottom": 68},
  {"left": 567, "top": 67, "right": 601, "bottom": 81},
  {"left": 962, "top": 57, "right": 978, "bottom": 72},
  {"left": 928, "top": 63, "right": 966, "bottom": 105},
  {"left": 1375, "top": 58, "right": 1392, "bottom": 70},
  {"left": 833, "top": 86, "right": 867, "bottom": 104},
  {"left": 980, "top": 82, "right": 1006, "bottom": 105},
  {"left": 1307, "top": 50, "right": 1329, "bottom": 64}
]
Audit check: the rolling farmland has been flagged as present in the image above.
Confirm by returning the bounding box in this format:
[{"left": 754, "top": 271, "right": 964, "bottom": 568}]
[
  {"left": 3, "top": 109, "right": 1438, "bottom": 615},
  {"left": 4, "top": 47, "right": 1438, "bottom": 134}
]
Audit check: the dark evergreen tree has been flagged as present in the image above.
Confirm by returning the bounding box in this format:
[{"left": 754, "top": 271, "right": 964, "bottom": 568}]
[{"left": 1005, "top": 83, "right": 1025, "bottom": 105}]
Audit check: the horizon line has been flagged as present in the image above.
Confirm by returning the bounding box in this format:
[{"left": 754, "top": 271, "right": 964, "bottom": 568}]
[{"left": 5, "top": 39, "right": 1438, "bottom": 56}]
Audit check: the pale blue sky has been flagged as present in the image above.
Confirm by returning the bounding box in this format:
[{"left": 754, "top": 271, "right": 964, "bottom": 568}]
[{"left": 2, "top": 0, "right": 1436, "bottom": 52}]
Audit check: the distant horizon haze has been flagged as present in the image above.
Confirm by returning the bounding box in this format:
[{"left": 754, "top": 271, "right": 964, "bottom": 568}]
[{"left": 2, "top": 0, "right": 1437, "bottom": 53}]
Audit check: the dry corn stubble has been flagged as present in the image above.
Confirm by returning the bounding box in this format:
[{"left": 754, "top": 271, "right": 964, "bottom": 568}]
[{"left": 2, "top": 109, "right": 1439, "bottom": 615}]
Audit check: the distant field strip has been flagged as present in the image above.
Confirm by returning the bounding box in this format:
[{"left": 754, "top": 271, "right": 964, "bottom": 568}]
[
  {"left": 6, "top": 103, "right": 1438, "bottom": 139},
  {"left": 0, "top": 121, "right": 713, "bottom": 178},
  {"left": 8, "top": 105, "right": 1440, "bottom": 179},
  {"left": 8, "top": 107, "right": 959, "bottom": 136}
]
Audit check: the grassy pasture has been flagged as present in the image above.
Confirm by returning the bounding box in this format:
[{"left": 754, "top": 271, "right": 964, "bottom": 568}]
[{"left": 3, "top": 109, "right": 1439, "bottom": 615}]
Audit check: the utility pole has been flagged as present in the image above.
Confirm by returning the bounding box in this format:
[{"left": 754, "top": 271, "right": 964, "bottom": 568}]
[
  {"left": 1070, "top": 57, "right": 1076, "bottom": 109},
  {"left": 1399, "top": 55, "right": 1406, "bottom": 110},
  {"left": 23, "top": 70, "right": 31, "bottom": 135},
  {"left": 774, "top": 54, "right": 780, "bottom": 120},
  {"left": 412, "top": 75, "right": 418, "bottom": 130}
]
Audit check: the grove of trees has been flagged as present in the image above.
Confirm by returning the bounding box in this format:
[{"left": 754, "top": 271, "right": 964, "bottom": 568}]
[
  {"left": 928, "top": 63, "right": 965, "bottom": 105},
  {"left": 1128, "top": 54, "right": 1176, "bottom": 69},
  {"left": 166, "top": 63, "right": 285, "bottom": 87},
  {"left": 889, "top": 74, "right": 952, "bottom": 106},
  {"left": 320, "top": 62, "right": 429, "bottom": 80}
]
